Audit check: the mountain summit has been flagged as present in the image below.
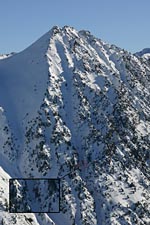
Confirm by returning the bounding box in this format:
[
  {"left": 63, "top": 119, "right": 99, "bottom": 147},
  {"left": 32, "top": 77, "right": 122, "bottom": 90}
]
[{"left": 0, "top": 26, "right": 150, "bottom": 225}]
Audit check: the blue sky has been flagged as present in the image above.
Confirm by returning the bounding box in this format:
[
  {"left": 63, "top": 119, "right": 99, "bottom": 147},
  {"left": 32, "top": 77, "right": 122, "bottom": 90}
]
[{"left": 0, "top": 0, "right": 150, "bottom": 53}]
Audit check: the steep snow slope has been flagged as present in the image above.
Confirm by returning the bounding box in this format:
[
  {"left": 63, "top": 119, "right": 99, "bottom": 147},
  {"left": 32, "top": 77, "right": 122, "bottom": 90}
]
[
  {"left": 0, "top": 26, "right": 150, "bottom": 225},
  {"left": 0, "top": 31, "right": 51, "bottom": 141}
]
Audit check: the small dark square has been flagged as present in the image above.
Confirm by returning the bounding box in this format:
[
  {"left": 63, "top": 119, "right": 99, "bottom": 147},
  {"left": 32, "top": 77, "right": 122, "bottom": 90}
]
[{"left": 9, "top": 178, "right": 60, "bottom": 213}]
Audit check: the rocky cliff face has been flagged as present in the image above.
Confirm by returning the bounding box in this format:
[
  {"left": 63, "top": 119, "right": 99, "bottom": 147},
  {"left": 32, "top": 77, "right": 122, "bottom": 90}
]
[{"left": 0, "top": 26, "right": 150, "bottom": 225}]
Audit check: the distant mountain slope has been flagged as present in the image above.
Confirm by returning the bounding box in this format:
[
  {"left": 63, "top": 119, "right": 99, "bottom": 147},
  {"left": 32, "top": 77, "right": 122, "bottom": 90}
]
[
  {"left": 0, "top": 53, "right": 15, "bottom": 60},
  {"left": 135, "top": 48, "right": 150, "bottom": 60},
  {"left": 0, "top": 26, "right": 150, "bottom": 225}
]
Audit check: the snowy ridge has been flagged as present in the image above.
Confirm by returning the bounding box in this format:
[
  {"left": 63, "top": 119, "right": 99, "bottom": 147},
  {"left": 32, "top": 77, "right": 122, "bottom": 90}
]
[
  {"left": 135, "top": 48, "right": 150, "bottom": 60},
  {"left": 0, "top": 26, "right": 150, "bottom": 224}
]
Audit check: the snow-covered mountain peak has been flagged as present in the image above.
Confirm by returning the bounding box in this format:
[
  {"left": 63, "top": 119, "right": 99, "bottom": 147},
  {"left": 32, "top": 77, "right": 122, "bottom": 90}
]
[{"left": 0, "top": 26, "right": 150, "bottom": 225}]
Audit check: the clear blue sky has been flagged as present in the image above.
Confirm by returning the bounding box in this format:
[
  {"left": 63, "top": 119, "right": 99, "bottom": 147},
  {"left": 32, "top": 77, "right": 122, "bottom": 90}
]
[{"left": 0, "top": 0, "right": 150, "bottom": 54}]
